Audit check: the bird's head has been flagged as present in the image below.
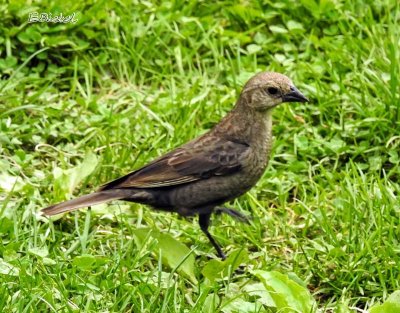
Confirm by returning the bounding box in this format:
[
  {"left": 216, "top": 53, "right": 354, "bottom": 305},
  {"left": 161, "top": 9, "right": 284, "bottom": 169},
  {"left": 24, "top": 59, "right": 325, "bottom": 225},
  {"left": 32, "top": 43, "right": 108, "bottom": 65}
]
[{"left": 240, "top": 72, "right": 309, "bottom": 111}]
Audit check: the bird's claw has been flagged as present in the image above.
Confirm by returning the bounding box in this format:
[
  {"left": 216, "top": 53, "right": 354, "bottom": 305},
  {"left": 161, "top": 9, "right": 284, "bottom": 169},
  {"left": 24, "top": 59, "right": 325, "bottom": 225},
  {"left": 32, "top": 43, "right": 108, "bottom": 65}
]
[{"left": 214, "top": 207, "right": 252, "bottom": 224}]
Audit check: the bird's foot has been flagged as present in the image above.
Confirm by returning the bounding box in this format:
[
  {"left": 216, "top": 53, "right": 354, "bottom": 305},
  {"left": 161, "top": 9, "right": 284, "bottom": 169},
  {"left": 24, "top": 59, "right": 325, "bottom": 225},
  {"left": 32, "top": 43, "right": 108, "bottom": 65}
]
[
  {"left": 199, "top": 213, "right": 226, "bottom": 260},
  {"left": 214, "top": 207, "right": 251, "bottom": 224}
]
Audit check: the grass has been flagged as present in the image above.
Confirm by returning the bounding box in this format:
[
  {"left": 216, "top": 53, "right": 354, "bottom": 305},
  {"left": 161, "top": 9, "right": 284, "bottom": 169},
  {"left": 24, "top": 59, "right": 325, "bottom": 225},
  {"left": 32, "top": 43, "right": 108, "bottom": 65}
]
[{"left": 1, "top": 0, "right": 400, "bottom": 312}]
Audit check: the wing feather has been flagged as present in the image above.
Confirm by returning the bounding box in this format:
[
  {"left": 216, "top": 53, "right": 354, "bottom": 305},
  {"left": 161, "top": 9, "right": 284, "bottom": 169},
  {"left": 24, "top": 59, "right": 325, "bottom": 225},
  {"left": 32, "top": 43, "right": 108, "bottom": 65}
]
[{"left": 99, "top": 137, "right": 249, "bottom": 190}]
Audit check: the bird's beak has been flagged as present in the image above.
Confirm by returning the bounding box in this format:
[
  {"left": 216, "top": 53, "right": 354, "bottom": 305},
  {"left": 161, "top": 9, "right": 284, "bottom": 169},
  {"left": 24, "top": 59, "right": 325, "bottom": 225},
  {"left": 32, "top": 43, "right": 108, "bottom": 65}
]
[{"left": 282, "top": 86, "right": 309, "bottom": 103}]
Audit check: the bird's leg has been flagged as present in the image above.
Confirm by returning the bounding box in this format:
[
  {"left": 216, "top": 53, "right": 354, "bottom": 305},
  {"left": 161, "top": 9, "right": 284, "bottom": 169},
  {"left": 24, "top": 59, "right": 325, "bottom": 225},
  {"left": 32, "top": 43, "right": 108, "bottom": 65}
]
[
  {"left": 214, "top": 207, "right": 251, "bottom": 224},
  {"left": 198, "top": 213, "right": 226, "bottom": 260}
]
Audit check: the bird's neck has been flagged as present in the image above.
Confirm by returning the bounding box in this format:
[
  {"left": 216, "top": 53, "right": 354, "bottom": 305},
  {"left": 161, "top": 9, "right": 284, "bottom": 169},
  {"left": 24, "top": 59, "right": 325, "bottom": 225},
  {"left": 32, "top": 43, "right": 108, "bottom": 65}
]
[{"left": 214, "top": 103, "right": 274, "bottom": 147}]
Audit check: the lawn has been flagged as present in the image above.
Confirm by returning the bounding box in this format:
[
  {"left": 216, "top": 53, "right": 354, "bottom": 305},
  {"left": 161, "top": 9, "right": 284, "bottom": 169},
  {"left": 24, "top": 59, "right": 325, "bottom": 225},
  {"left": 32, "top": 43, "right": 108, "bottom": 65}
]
[{"left": 1, "top": 0, "right": 400, "bottom": 312}]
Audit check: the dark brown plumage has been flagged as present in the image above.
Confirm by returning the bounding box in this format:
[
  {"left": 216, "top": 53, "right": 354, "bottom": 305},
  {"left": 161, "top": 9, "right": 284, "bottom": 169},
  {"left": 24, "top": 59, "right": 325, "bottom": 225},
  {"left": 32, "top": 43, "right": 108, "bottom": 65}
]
[{"left": 42, "top": 72, "right": 308, "bottom": 259}]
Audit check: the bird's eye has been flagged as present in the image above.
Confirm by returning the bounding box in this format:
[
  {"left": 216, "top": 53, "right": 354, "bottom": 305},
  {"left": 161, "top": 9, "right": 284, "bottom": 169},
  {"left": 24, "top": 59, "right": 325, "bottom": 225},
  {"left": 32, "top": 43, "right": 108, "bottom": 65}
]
[{"left": 267, "top": 87, "right": 279, "bottom": 95}]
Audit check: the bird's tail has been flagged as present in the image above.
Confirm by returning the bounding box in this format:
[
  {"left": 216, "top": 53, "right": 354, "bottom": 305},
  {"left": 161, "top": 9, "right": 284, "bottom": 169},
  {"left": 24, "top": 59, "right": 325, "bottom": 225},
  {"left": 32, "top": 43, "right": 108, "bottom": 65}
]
[{"left": 41, "top": 189, "right": 134, "bottom": 216}]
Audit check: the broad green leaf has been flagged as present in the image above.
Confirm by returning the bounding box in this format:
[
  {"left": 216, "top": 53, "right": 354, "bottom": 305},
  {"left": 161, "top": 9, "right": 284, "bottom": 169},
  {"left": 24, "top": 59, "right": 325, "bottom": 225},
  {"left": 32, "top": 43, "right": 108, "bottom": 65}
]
[
  {"left": 253, "top": 270, "right": 315, "bottom": 313},
  {"left": 0, "top": 259, "right": 19, "bottom": 277},
  {"left": 246, "top": 44, "right": 261, "bottom": 55},
  {"left": 17, "top": 28, "right": 42, "bottom": 44},
  {"left": 3, "top": 249, "right": 20, "bottom": 262},
  {"left": 0, "top": 218, "right": 13, "bottom": 233},
  {"left": 43, "top": 258, "right": 57, "bottom": 266},
  {"left": 53, "top": 152, "right": 98, "bottom": 197},
  {"left": 0, "top": 173, "right": 24, "bottom": 192},
  {"left": 243, "top": 282, "right": 275, "bottom": 307},
  {"left": 334, "top": 303, "right": 352, "bottom": 313},
  {"left": 132, "top": 228, "right": 197, "bottom": 283},
  {"left": 67, "top": 152, "right": 98, "bottom": 194},
  {"left": 202, "top": 259, "right": 224, "bottom": 281},
  {"left": 323, "top": 137, "right": 346, "bottom": 152},
  {"left": 269, "top": 25, "right": 288, "bottom": 34},
  {"left": 72, "top": 254, "right": 97, "bottom": 270},
  {"left": 0, "top": 56, "right": 17, "bottom": 69},
  {"left": 294, "top": 135, "right": 309, "bottom": 150},
  {"left": 203, "top": 293, "right": 220, "bottom": 313},
  {"left": 370, "top": 291, "right": 400, "bottom": 313},
  {"left": 388, "top": 150, "right": 399, "bottom": 164},
  {"left": 202, "top": 249, "right": 248, "bottom": 282},
  {"left": 156, "top": 232, "right": 197, "bottom": 283},
  {"left": 286, "top": 20, "right": 305, "bottom": 31},
  {"left": 132, "top": 227, "right": 153, "bottom": 249},
  {"left": 28, "top": 247, "right": 49, "bottom": 258},
  {"left": 221, "top": 297, "right": 262, "bottom": 313}
]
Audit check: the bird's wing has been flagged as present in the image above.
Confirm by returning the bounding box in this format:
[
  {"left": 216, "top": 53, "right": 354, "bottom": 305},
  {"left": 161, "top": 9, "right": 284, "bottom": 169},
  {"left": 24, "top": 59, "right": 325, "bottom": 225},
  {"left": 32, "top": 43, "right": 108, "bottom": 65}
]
[{"left": 98, "top": 137, "right": 249, "bottom": 190}]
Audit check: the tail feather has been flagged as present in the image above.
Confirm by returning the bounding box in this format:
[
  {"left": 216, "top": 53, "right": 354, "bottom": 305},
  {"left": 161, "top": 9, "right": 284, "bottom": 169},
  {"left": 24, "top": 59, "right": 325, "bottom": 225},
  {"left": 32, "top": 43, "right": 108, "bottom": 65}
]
[{"left": 41, "top": 190, "right": 133, "bottom": 216}]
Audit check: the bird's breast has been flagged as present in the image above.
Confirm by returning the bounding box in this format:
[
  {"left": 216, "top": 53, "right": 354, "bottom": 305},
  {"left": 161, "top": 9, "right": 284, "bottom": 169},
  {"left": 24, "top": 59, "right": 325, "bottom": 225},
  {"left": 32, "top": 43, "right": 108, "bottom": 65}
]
[
  {"left": 165, "top": 113, "right": 274, "bottom": 211},
  {"left": 240, "top": 139, "right": 272, "bottom": 187}
]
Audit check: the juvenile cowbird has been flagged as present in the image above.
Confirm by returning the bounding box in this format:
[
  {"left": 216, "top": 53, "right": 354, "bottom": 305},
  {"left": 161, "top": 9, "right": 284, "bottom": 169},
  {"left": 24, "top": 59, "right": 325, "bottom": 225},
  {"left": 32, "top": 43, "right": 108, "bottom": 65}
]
[{"left": 42, "top": 72, "right": 308, "bottom": 259}]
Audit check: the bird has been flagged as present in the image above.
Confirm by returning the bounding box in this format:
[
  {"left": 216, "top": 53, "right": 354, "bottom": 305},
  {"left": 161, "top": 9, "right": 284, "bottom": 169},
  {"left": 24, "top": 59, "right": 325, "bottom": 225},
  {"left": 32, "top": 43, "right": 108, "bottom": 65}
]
[{"left": 42, "top": 71, "right": 308, "bottom": 259}]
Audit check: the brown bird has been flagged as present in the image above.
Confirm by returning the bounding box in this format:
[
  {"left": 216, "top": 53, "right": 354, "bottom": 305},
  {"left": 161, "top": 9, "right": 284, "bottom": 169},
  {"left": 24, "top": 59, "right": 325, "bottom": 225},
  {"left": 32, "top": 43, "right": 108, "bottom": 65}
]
[{"left": 42, "top": 72, "right": 308, "bottom": 259}]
